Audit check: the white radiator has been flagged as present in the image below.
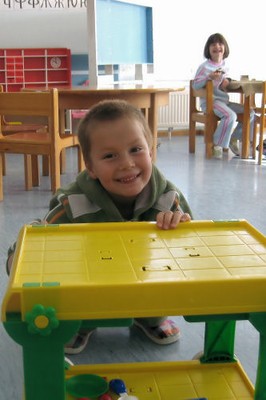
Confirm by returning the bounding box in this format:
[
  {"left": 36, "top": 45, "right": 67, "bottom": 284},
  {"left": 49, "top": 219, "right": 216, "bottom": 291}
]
[
  {"left": 158, "top": 89, "right": 189, "bottom": 131},
  {"left": 157, "top": 90, "right": 245, "bottom": 133}
]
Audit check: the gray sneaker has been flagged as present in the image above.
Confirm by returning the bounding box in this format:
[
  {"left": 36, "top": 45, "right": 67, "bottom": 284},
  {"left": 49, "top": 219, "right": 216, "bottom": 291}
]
[
  {"left": 229, "top": 139, "right": 240, "bottom": 156},
  {"left": 212, "top": 145, "right": 223, "bottom": 159}
]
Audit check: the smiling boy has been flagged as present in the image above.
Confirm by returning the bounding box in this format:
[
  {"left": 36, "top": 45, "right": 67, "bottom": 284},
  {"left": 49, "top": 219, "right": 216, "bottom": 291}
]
[{"left": 7, "top": 99, "right": 192, "bottom": 354}]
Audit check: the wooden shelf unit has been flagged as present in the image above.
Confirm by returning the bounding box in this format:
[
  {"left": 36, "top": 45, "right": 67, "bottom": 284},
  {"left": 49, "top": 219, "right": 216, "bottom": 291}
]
[{"left": 0, "top": 48, "right": 71, "bottom": 91}]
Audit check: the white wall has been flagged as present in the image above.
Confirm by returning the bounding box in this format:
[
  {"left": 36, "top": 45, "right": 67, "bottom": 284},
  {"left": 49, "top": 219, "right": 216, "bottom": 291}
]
[
  {"left": 1, "top": 1, "right": 266, "bottom": 81},
  {"left": 0, "top": 10, "right": 88, "bottom": 54},
  {"left": 152, "top": 0, "right": 266, "bottom": 82}
]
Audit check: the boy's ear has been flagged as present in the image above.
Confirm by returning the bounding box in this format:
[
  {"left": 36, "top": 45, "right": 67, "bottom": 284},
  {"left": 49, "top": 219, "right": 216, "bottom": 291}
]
[{"left": 86, "top": 164, "right": 98, "bottom": 179}]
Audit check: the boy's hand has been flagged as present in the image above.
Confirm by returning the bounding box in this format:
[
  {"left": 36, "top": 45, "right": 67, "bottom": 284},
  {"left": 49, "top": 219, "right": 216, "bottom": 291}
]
[{"left": 156, "top": 210, "right": 191, "bottom": 230}]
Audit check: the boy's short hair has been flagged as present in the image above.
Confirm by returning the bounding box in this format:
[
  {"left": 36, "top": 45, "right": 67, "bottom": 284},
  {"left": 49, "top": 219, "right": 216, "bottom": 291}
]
[
  {"left": 204, "top": 33, "right": 230, "bottom": 59},
  {"left": 78, "top": 99, "right": 153, "bottom": 165}
]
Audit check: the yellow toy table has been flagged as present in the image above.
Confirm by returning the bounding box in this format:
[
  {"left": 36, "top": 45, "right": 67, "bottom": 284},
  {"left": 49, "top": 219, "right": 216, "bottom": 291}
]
[{"left": 2, "top": 220, "right": 266, "bottom": 400}]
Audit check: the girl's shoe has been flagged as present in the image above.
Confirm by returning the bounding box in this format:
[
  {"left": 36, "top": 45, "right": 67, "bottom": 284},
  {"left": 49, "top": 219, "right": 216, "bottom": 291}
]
[
  {"left": 229, "top": 139, "right": 240, "bottom": 156},
  {"left": 256, "top": 140, "right": 266, "bottom": 155},
  {"left": 212, "top": 145, "right": 223, "bottom": 159}
]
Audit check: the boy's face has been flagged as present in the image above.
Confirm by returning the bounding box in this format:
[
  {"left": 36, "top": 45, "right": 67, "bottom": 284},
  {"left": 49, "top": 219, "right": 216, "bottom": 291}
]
[{"left": 86, "top": 117, "right": 152, "bottom": 200}]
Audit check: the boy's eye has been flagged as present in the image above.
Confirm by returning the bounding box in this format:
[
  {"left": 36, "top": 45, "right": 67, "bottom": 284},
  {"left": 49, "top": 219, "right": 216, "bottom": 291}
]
[
  {"left": 103, "top": 153, "right": 115, "bottom": 159},
  {"left": 130, "top": 146, "right": 142, "bottom": 153}
]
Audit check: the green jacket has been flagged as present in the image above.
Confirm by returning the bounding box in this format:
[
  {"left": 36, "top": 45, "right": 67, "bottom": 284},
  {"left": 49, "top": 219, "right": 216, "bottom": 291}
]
[
  {"left": 6, "top": 165, "right": 192, "bottom": 275},
  {"left": 45, "top": 165, "right": 192, "bottom": 224}
]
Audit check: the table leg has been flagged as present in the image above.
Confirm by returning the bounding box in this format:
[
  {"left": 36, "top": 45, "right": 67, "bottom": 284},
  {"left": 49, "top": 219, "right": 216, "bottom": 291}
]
[
  {"left": 24, "top": 155, "right": 33, "bottom": 190},
  {"left": 31, "top": 155, "right": 40, "bottom": 187},
  {"left": 201, "top": 320, "right": 236, "bottom": 362},
  {"left": 42, "top": 155, "right": 50, "bottom": 176},
  {"left": 250, "top": 313, "right": 266, "bottom": 400},
  {"left": 148, "top": 94, "right": 159, "bottom": 162},
  {"left": 242, "top": 96, "right": 251, "bottom": 159},
  {"left": 4, "top": 318, "right": 80, "bottom": 400}
]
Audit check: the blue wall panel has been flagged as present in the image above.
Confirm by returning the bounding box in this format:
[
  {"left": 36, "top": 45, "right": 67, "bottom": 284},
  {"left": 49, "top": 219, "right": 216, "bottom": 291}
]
[{"left": 96, "top": 0, "right": 153, "bottom": 65}]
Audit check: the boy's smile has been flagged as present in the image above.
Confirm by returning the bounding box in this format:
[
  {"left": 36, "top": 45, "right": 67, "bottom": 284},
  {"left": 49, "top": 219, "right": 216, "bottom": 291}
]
[
  {"left": 116, "top": 172, "right": 141, "bottom": 184},
  {"left": 86, "top": 117, "right": 152, "bottom": 200}
]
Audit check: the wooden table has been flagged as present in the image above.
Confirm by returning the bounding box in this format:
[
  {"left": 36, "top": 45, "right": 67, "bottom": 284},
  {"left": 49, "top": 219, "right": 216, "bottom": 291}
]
[
  {"left": 55, "top": 84, "right": 179, "bottom": 161},
  {"left": 227, "top": 80, "right": 263, "bottom": 158}
]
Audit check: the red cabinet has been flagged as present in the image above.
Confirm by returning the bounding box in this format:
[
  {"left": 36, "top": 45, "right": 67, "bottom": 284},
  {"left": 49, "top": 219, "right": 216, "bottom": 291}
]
[{"left": 0, "top": 48, "right": 71, "bottom": 92}]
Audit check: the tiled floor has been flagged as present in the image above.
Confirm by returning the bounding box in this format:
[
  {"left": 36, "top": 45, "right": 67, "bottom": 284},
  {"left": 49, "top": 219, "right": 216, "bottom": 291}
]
[{"left": 0, "top": 135, "right": 265, "bottom": 399}]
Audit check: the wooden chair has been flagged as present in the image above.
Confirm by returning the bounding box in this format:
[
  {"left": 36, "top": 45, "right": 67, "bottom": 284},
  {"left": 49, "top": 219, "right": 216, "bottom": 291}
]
[
  {"left": 189, "top": 80, "right": 248, "bottom": 159},
  {"left": 0, "top": 88, "right": 85, "bottom": 201},
  {"left": 252, "top": 81, "right": 266, "bottom": 164},
  {"left": 1, "top": 117, "right": 48, "bottom": 178},
  {"left": 0, "top": 84, "right": 48, "bottom": 177},
  {"left": 189, "top": 79, "right": 219, "bottom": 158}
]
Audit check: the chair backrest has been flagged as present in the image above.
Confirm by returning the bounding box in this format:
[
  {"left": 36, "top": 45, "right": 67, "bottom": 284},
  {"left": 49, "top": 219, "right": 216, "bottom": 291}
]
[
  {"left": 0, "top": 89, "right": 59, "bottom": 139},
  {"left": 0, "top": 88, "right": 72, "bottom": 198},
  {"left": 189, "top": 79, "right": 218, "bottom": 158},
  {"left": 190, "top": 79, "right": 216, "bottom": 120}
]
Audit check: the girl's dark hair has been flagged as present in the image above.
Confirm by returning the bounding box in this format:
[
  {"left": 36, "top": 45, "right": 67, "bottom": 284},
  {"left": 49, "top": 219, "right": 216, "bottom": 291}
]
[
  {"left": 77, "top": 99, "right": 153, "bottom": 165},
  {"left": 204, "top": 33, "right": 230, "bottom": 59}
]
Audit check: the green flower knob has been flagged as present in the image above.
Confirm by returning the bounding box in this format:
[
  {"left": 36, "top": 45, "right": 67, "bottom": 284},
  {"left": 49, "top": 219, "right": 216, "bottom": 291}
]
[{"left": 25, "top": 304, "right": 59, "bottom": 336}]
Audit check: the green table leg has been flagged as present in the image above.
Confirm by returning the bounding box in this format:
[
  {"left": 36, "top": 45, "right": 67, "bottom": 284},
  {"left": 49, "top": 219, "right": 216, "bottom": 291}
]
[
  {"left": 185, "top": 315, "right": 237, "bottom": 363},
  {"left": 4, "top": 314, "right": 80, "bottom": 400},
  {"left": 201, "top": 320, "right": 236, "bottom": 363},
  {"left": 249, "top": 313, "right": 266, "bottom": 400}
]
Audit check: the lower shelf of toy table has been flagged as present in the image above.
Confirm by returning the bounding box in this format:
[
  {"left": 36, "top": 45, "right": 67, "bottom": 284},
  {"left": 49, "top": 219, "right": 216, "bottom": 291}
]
[{"left": 65, "top": 359, "right": 254, "bottom": 400}]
